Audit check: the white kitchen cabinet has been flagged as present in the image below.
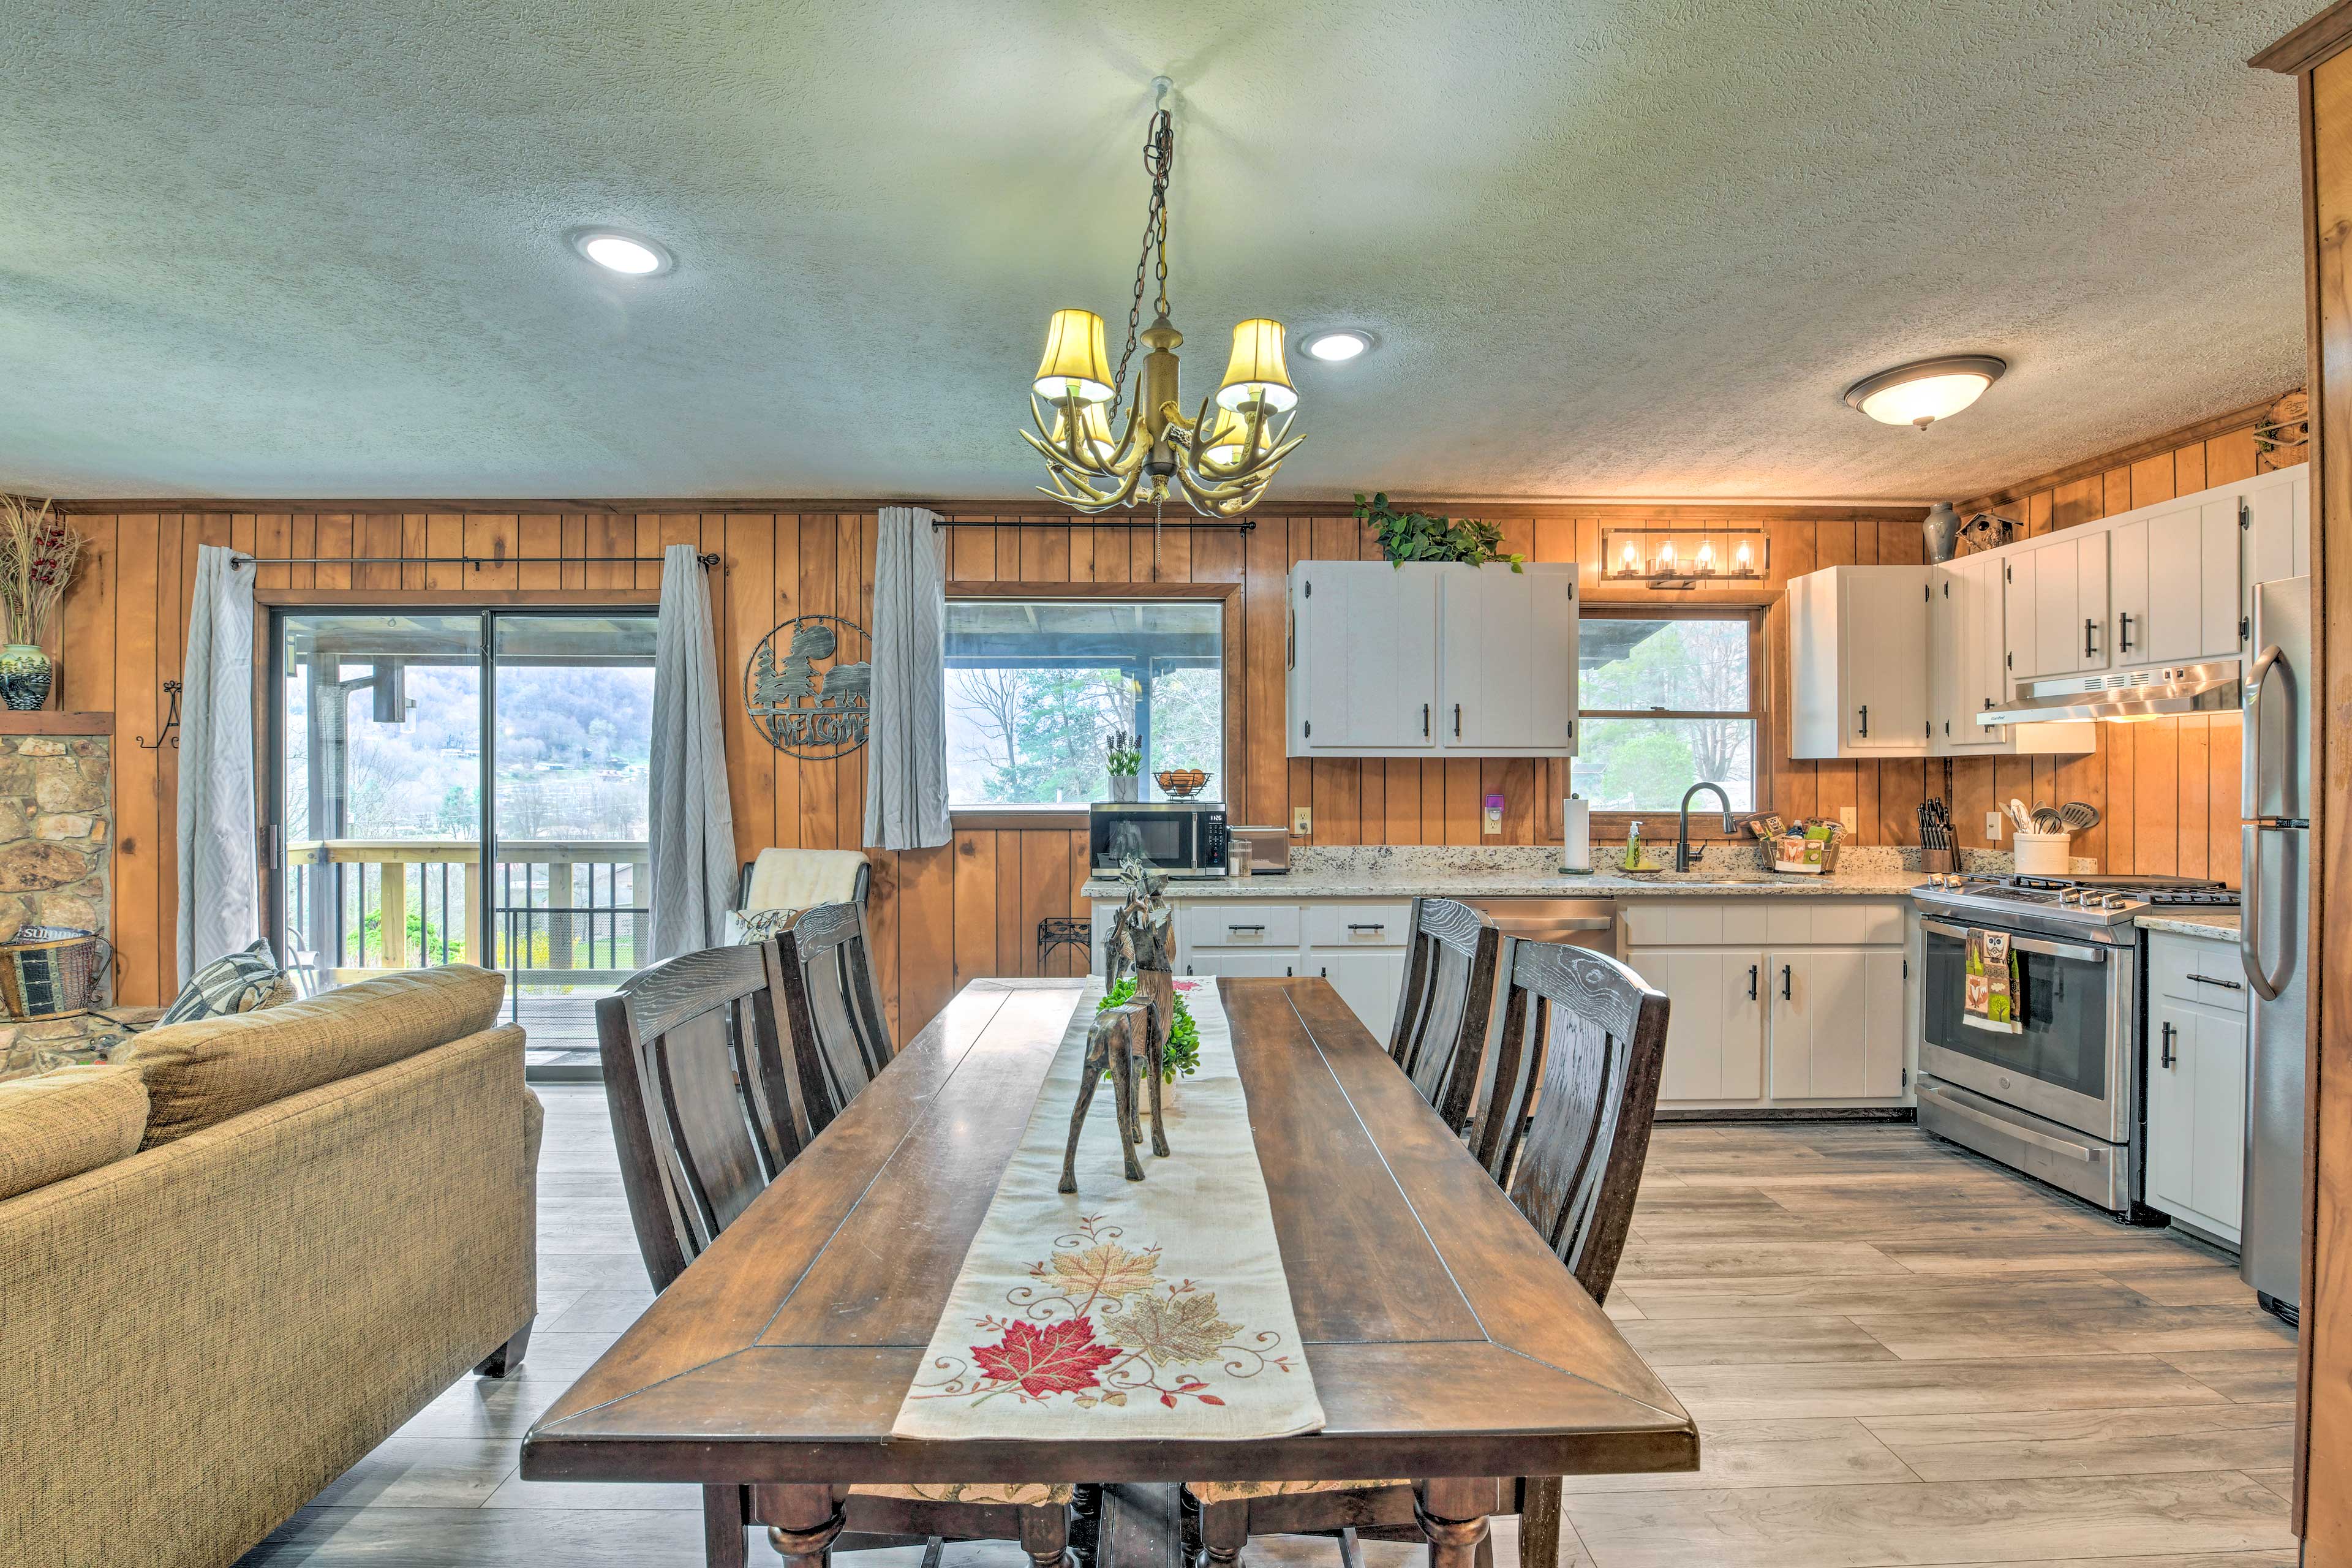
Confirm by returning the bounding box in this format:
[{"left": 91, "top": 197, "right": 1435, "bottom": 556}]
[
  {"left": 1632, "top": 947, "right": 1765, "bottom": 1102},
  {"left": 1139, "top": 897, "right": 1414, "bottom": 1038},
  {"left": 1184, "top": 950, "right": 1298, "bottom": 981},
  {"left": 1928, "top": 556, "right": 2093, "bottom": 756},
  {"left": 1290, "top": 561, "right": 1439, "bottom": 751},
  {"left": 1287, "top": 562, "right": 1577, "bottom": 758},
  {"left": 2008, "top": 532, "right": 2110, "bottom": 680},
  {"left": 1626, "top": 898, "right": 1912, "bottom": 1109},
  {"left": 1788, "top": 565, "right": 1929, "bottom": 758},
  {"left": 2243, "top": 466, "right": 2311, "bottom": 654},
  {"left": 1768, "top": 948, "right": 1907, "bottom": 1099},
  {"left": 2114, "top": 500, "right": 2240, "bottom": 665},
  {"left": 1440, "top": 564, "right": 1578, "bottom": 752},
  {"left": 1313, "top": 951, "right": 1411, "bottom": 1038},
  {"left": 2147, "top": 997, "right": 2247, "bottom": 1245},
  {"left": 2146, "top": 931, "right": 2250, "bottom": 1246}
]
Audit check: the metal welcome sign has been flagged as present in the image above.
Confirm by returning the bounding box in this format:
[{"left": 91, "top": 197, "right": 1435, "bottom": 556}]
[{"left": 746, "top": 614, "right": 871, "bottom": 758}]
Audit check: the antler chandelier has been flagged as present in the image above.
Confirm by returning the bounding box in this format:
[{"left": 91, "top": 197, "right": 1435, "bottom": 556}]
[{"left": 1020, "top": 79, "right": 1302, "bottom": 518}]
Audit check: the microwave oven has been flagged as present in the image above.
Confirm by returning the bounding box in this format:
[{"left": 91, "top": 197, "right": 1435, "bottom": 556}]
[{"left": 1088, "top": 801, "right": 1229, "bottom": 879}]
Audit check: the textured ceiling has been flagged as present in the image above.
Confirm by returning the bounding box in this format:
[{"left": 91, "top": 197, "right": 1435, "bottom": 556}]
[{"left": 0, "top": 1, "right": 2315, "bottom": 503}]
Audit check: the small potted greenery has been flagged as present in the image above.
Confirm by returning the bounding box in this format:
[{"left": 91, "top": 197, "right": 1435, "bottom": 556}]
[
  {"left": 1096, "top": 976, "right": 1201, "bottom": 1096},
  {"left": 1104, "top": 728, "right": 1141, "bottom": 802},
  {"left": 1354, "top": 491, "right": 1526, "bottom": 571}
]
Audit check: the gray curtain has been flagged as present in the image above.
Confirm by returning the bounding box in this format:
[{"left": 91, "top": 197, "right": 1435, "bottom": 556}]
[
  {"left": 865, "top": 505, "right": 949, "bottom": 850},
  {"left": 649, "top": 544, "right": 737, "bottom": 960},
  {"left": 177, "top": 544, "right": 260, "bottom": 982}
]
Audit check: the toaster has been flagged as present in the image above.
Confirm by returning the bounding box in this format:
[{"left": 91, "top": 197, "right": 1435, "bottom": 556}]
[{"left": 1229, "top": 826, "right": 1291, "bottom": 875}]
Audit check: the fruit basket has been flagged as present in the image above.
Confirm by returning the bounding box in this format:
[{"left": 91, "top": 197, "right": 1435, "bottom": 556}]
[{"left": 1155, "top": 769, "right": 1211, "bottom": 799}]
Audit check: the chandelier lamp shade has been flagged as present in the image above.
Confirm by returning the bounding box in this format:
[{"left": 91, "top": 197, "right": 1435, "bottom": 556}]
[{"left": 1019, "top": 78, "right": 1303, "bottom": 518}]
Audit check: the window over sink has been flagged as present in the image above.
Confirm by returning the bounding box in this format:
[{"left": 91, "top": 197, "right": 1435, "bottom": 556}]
[
  {"left": 1570, "top": 612, "right": 1760, "bottom": 812},
  {"left": 945, "top": 596, "right": 1223, "bottom": 809}
]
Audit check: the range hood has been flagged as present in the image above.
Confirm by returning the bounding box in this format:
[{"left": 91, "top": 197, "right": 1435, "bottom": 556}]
[{"left": 1977, "top": 660, "right": 2242, "bottom": 726}]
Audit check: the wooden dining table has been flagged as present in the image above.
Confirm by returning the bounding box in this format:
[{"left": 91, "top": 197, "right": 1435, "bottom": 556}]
[{"left": 521, "top": 976, "right": 1697, "bottom": 1567}]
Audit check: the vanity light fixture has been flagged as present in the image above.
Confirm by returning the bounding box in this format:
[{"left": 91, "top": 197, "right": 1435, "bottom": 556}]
[
  {"left": 1844, "top": 355, "right": 2006, "bottom": 429},
  {"left": 1300, "top": 329, "right": 1373, "bottom": 363},
  {"left": 571, "top": 228, "right": 674, "bottom": 277},
  {"left": 1599, "top": 526, "right": 1771, "bottom": 589}
]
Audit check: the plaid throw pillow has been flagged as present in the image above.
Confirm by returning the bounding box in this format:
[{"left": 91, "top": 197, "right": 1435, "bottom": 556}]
[
  {"left": 156, "top": 939, "right": 284, "bottom": 1026},
  {"left": 733, "top": 907, "right": 801, "bottom": 944}
]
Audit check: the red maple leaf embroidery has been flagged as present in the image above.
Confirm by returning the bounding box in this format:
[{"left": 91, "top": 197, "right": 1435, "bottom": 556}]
[{"left": 970, "top": 1317, "right": 1123, "bottom": 1400}]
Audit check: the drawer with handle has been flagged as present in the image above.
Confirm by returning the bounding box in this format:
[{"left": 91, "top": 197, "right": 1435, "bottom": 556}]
[
  {"left": 1303, "top": 902, "right": 1412, "bottom": 947},
  {"left": 2149, "top": 930, "right": 2247, "bottom": 1015},
  {"left": 1185, "top": 904, "right": 1302, "bottom": 948}
]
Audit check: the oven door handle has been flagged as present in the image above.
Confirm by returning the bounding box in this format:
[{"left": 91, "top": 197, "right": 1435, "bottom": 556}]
[{"left": 1918, "top": 918, "right": 2108, "bottom": 964}]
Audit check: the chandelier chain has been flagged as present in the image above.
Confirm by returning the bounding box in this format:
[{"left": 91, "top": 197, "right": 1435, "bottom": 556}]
[{"left": 1112, "top": 105, "right": 1175, "bottom": 416}]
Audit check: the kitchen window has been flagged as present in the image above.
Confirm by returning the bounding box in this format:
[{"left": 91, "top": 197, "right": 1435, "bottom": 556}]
[
  {"left": 944, "top": 595, "right": 1223, "bottom": 809},
  {"left": 1570, "top": 611, "right": 1762, "bottom": 812}
]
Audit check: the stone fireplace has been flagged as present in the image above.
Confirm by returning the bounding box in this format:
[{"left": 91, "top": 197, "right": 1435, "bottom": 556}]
[{"left": 0, "top": 729, "right": 113, "bottom": 1077}]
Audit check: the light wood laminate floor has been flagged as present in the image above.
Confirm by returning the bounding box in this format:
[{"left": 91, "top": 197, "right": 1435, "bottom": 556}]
[{"left": 239, "top": 1095, "right": 2299, "bottom": 1568}]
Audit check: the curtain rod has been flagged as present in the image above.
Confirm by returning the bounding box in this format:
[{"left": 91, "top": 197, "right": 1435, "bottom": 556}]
[
  {"left": 930, "top": 517, "right": 1253, "bottom": 531},
  {"left": 228, "top": 552, "right": 722, "bottom": 569}
]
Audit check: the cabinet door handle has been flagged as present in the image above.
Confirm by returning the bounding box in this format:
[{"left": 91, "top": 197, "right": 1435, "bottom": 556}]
[
  {"left": 1858, "top": 703, "right": 1869, "bottom": 737},
  {"left": 2187, "top": 973, "right": 2244, "bottom": 991},
  {"left": 1747, "top": 963, "right": 1759, "bottom": 1001},
  {"left": 1781, "top": 963, "right": 1793, "bottom": 1001},
  {"left": 2084, "top": 617, "right": 2097, "bottom": 658},
  {"left": 1453, "top": 703, "right": 1462, "bottom": 738},
  {"left": 2118, "top": 611, "right": 2133, "bottom": 654},
  {"left": 1286, "top": 965, "right": 1293, "bottom": 978},
  {"left": 2160, "top": 1020, "right": 2176, "bottom": 1068},
  {"left": 1346, "top": 922, "right": 1385, "bottom": 933},
  {"left": 1423, "top": 703, "right": 1430, "bottom": 737},
  {"left": 1320, "top": 965, "right": 1327, "bottom": 979},
  {"left": 1226, "top": 923, "right": 1264, "bottom": 934}
]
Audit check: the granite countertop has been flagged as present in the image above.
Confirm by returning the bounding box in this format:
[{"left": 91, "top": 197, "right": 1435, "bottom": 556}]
[
  {"left": 2136, "top": 910, "right": 2242, "bottom": 940},
  {"left": 1081, "top": 845, "right": 2048, "bottom": 903}
]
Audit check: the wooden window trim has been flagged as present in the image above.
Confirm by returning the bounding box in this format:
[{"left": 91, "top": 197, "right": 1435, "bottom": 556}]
[
  {"left": 944, "top": 581, "right": 1232, "bottom": 822},
  {"left": 1574, "top": 606, "right": 1770, "bottom": 841}
]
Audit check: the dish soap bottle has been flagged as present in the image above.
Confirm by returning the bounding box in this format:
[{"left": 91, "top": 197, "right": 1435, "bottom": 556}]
[{"left": 1623, "top": 820, "right": 1644, "bottom": 872}]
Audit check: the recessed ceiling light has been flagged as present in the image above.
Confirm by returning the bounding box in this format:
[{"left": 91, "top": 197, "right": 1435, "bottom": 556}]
[
  {"left": 1301, "top": 328, "right": 1374, "bottom": 363},
  {"left": 570, "top": 228, "right": 673, "bottom": 277},
  {"left": 1844, "top": 355, "right": 2005, "bottom": 429}
]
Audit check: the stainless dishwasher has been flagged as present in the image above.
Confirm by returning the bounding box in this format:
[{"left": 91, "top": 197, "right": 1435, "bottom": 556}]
[{"left": 1456, "top": 895, "right": 1621, "bottom": 957}]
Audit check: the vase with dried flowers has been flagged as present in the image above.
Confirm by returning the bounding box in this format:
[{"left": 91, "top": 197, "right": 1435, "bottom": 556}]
[{"left": 0, "top": 497, "right": 86, "bottom": 710}]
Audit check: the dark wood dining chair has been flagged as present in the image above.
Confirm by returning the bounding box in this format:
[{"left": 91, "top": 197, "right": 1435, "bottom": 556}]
[
  {"left": 775, "top": 900, "right": 897, "bottom": 1134},
  {"left": 1187, "top": 935, "right": 1669, "bottom": 1568},
  {"left": 598, "top": 942, "right": 1074, "bottom": 1568},
  {"left": 1386, "top": 896, "right": 1503, "bottom": 1135}
]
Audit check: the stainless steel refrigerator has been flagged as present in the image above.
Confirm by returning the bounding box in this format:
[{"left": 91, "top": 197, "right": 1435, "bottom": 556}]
[{"left": 2240, "top": 575, "right": 2310, "bottom": 1322}]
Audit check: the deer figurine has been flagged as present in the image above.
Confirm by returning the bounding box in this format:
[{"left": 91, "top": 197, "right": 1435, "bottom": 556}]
[{"left": 1059, "top": 865, "right": 1177, "bottom": 1192}]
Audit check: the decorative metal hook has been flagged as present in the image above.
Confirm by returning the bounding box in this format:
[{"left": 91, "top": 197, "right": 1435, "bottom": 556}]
[{"left": 137, "top": 680, "right": 181, "bottom": 750}]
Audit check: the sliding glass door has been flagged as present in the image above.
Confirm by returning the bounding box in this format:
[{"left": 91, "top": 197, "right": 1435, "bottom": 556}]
[{"left": 273, "top": 608, "right": 658, "bottom": 1074}]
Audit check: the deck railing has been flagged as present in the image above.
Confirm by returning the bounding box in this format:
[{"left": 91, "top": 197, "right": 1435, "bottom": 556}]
[{"left": 284, "top": 839, "right": 649, "bottom": 997}]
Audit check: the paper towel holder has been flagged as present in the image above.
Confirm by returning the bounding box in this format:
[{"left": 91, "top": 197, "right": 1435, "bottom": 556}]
[{"left": 1559, "top": 793, "right": 1594, "bottom": 876}]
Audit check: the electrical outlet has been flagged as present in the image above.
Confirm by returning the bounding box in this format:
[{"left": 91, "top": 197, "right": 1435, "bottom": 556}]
[
  {"left": 1292, "top": 805, "right": 1311, "bottom": 836},
  {"left": 1839, "top": 805, "right": 1858, "bottom": 834},
  {"left": 1985, "top": 811, "right": 2003, "bottom": 840},
  {"left": 1483, "top": 793, "right": 1506, "bottom": 835}
]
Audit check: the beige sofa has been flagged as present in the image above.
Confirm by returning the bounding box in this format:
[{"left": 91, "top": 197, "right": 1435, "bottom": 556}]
[{"left": 0, "top": 965, "right": 541, "bottom": 1568}]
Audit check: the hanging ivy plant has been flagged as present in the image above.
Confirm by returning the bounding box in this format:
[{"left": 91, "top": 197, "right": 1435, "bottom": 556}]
[{"left": 1354, "top": 492, "right": 1526, "bottom": 571}]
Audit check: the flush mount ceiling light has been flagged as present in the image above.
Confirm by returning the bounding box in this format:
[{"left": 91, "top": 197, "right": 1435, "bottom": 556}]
[
  {"left": 1844, "top": 355, "right": 2006, "bottom": 430},
  {"left": 1020, "top": 77, "right": 1303, "bottom": 518},
  {"left": 570, "top": 228, "right": 673, "bottom": 277},
  {"left": 1300, "top": 329, "right": 1374, "bottom": 363}
]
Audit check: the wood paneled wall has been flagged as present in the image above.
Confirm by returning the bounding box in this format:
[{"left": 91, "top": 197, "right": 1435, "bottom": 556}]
[{"left": 53, "top": 405, "right": 2294, "bottom": 1025}]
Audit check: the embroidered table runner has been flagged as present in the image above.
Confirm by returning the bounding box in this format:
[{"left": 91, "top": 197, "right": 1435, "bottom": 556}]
[{"left": 892, "top": 979, "right": 1326, "bottom": 1441}]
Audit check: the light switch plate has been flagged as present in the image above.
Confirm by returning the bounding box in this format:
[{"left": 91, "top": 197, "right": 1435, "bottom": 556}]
[
  {"left": 1484, "top": 793, "right": 1505, "bottom": 834},
  {"left": 1292, "top": 806, "right": 1311, "bottom": 836},
  {"left": 1985, "top": 811, "right": 2003, "bottom": 840},
  {"left": 1840, "top": 805, "right": 1858, "bottom": 833}
]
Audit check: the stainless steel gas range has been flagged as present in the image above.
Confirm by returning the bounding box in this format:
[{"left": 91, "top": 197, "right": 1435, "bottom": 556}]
[{"left": 1910, "top": 873, "right": 2239, "bottom": 1216}]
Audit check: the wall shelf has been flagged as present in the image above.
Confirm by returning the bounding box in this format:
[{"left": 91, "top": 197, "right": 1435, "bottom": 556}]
[{"left": 0, "top": 712, "right": 114, "bottom": 736}]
